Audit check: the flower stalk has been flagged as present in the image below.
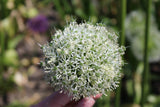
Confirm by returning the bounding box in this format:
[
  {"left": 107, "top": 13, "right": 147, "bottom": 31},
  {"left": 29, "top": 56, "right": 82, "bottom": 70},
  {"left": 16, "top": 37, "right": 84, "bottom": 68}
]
[
  {"left": 115, "top": 0, "right": 126, "bottom": 106},
  {"left": 141, "top": 0, "right": 151, "bottom": 106}
]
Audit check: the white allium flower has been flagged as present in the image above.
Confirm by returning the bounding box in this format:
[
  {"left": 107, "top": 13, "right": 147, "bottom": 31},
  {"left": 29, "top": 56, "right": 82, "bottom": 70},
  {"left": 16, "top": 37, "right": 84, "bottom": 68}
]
[
  {"left": 41, "top": 21, "right": 125, "bottom": 100},
  {"left": 125, "top": 10, "right": 160, "bottom": 62}
]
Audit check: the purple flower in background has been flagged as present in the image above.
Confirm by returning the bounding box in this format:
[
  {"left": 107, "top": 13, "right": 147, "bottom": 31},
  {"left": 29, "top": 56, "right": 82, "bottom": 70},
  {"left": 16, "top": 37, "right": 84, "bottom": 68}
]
[{"left": 28, "top": 15, "right": 49, "bottom": 33}]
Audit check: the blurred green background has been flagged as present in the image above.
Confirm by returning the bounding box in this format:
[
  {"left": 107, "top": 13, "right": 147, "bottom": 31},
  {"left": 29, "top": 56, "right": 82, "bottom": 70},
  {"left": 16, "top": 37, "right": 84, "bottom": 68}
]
[{"left": 0, "top": 0, "right": 160, "bottom": 107}]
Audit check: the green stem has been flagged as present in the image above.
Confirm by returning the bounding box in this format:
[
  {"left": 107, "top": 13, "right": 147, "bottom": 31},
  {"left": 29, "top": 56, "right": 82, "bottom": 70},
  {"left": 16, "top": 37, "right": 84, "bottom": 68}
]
[
  {"left": 120, "top": 0, "right": 126, "bottom": 45},
  {"left": 0, "top": 0, "right": 9, "bottom": 19},
  {"left": 115, "top": 0, "right": 126, "bottom": 107},
  {"left": 106, "top": 92, "right": 110, "bottom": 107},
  {"left": 62, "top": 0, "right": 71, "bottom": 14},
  {"left": 0, "top": 31, "right": 5, "bottom": 74},
  {"left": 119, "top": 0, "right": 126, "bottom": 46},
  {"left": 0, "top": 0, "right": 5, "bottom": 19},
  {"left": 53, "top": 0, "right": 65, "bottom": 19},
  {"left": 134, "top": 62, "right": 143, "bottom": 104},
  {"left": 141, "top": 0, "right": 151, "bottom": 106},
  {"left": 115, "top": 82, "right": 121, "bottom": 107}
]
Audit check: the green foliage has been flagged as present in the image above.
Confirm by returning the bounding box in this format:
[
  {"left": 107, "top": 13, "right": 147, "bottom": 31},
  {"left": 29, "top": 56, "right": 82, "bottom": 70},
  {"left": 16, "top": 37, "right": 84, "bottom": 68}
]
[
  {"left": 0, "top": 74, "right": 15, "bottom": 95},
  {"left": 94, "top": 94, "right": 110, "bottom": 107},
  {"left": 3, "top": 49, "right": 19, "bottom": 66},
  {"left": 0, "top": 0, "right": 24, "bottom": 101},
  {"left": 5, "top": 101, "right": 29, "bottom": 107},
  {"left": 8, "top": 35, "right": 23, "bottom": 49}
]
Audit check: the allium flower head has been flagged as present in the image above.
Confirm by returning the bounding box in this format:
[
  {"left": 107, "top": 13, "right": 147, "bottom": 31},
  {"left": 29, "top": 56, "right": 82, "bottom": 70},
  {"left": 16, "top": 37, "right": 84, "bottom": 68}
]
[
  {"left": 28, "top": 15, "right": 49, "bottom": 33},
  {"left": 41, "top": 21, "right": 125, "bottom": 100},
  {"left": 125, "top": 10, "right": 160, "bottom": 62}
]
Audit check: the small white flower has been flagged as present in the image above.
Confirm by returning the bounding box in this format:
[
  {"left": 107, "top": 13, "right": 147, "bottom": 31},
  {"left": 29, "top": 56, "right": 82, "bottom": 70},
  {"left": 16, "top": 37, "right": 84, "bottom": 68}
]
[
  {"left": 56, "top": 48, "right": 61, "bottom": 53},
  {"left": 64, "top": 49, "right": 69, "bottom": 55}
]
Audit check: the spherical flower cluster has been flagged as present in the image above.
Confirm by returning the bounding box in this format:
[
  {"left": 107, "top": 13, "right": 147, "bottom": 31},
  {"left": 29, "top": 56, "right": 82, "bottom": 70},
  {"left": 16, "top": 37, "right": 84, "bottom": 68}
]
[
  {"left": 28, "top": 15, "right": 49, "bottom": 33},
  {"left": 41, "top": 21, "right": 125, "bottom": 100},
  {"left": 125, "top": 10, "right": 160, "bottom": 62}
]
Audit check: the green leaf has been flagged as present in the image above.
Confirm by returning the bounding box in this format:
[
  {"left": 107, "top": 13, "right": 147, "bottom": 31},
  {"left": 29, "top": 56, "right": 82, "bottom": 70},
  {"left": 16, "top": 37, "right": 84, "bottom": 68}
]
[{"left": 8, "top": 35, "right": 23, "bottom": 49}]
